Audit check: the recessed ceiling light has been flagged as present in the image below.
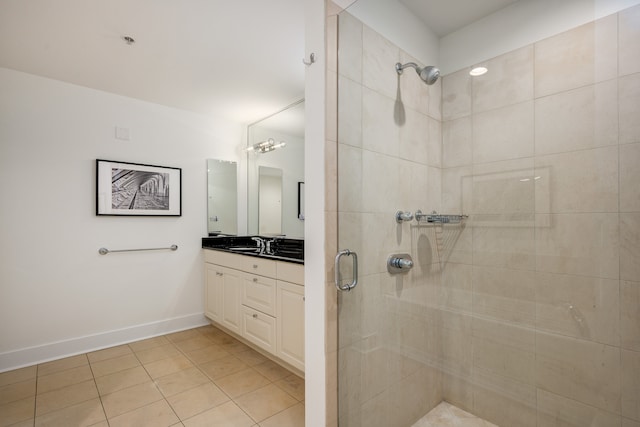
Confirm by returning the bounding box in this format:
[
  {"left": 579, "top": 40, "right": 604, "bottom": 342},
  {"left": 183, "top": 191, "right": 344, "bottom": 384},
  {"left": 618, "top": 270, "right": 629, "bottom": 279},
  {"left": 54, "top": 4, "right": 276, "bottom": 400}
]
[{"left": 470, "top": 66, "right": 488, "bottom": 76}]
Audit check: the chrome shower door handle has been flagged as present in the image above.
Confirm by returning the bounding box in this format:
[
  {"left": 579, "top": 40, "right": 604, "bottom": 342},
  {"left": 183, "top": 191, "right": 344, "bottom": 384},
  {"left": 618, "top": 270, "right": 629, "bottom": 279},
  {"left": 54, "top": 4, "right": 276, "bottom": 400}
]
[{"left": 335, "top": 249, "right": 358, "bottom": 292}]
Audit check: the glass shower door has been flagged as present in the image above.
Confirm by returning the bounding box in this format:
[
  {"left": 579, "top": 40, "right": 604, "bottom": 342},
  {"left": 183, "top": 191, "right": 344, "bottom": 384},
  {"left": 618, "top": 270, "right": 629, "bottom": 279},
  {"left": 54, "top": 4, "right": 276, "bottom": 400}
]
[{"left": 335, "top": 5, "right": 445, "bottom": 426}]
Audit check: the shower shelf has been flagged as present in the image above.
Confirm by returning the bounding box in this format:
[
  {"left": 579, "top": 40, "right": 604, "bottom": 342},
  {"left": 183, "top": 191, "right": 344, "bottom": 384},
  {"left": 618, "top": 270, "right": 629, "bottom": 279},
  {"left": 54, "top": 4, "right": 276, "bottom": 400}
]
[{"left": 415, "top": 210, "right": 468, "bottom": 224}]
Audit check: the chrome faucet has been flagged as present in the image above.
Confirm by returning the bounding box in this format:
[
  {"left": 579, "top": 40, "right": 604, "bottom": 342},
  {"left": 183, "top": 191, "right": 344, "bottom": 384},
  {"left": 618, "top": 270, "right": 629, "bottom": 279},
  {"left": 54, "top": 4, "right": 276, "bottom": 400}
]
[{"left": 251, "top": 237, "right": 265, "bottom": 252}]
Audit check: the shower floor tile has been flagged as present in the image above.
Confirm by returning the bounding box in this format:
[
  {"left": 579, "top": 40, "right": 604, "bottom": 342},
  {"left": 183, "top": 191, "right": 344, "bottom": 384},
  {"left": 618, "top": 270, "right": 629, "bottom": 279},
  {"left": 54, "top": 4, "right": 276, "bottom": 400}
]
[{"left": 412, "top": 401, "right": 498, "bottom": 427}]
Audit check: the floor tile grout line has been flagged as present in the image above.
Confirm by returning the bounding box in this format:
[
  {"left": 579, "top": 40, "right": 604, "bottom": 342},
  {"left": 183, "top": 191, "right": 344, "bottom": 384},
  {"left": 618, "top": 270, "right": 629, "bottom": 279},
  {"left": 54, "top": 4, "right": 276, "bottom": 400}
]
[
  {"left": 166, "top": 327, "right": 262, "bottom": 424},
  {"left": 85, "top": 351, "right": 110, "bottom": 427},
  {"left": 8, "top": 325, "right": 304, "bottom": 426}
]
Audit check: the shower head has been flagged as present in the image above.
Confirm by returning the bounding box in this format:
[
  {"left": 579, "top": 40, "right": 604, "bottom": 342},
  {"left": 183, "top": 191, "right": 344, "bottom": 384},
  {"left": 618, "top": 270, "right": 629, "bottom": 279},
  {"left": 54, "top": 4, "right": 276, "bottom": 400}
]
[{"left": 395, "top": 62, "right": 440, "bottom": 85}]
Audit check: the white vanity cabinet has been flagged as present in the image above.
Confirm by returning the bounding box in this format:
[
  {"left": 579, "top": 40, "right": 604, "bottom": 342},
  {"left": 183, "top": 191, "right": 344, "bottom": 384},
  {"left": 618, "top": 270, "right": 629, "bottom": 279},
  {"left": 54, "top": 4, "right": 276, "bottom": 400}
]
[
  {"left": 204, "top": 251, "right": 243, "bottom": 335},
  {"left": 204, "top": 249, "right": 304, "bottom": 372}
]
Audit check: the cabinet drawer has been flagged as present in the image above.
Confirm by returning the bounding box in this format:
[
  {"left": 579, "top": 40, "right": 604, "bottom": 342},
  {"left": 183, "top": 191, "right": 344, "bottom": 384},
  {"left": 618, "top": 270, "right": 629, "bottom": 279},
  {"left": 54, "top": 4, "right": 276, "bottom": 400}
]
[
  {"left": 242, "top": 256, "right": 277, "bottom": 278},
  {"left": 204, "top": 249, "right": 243, "bottom": 270},
  {"left": 242, "top": 273, "right": 276, "bottom": 316},
  {"left": 276, "top": 262, "right": 304, "bottom": 285},
  {"left": 241, "top": 306, "right": 276, "bottom": 353}
]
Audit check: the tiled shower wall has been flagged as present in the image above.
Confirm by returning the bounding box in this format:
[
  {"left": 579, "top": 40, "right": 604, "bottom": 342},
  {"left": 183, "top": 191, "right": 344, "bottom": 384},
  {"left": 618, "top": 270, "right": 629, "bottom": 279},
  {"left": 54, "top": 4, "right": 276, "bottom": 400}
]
[
  {"left": 440, "top": 5, "right": 640, "bottom": 427},
  {"left": 332, "top": 9, "right": 445, "bottom": 427}
]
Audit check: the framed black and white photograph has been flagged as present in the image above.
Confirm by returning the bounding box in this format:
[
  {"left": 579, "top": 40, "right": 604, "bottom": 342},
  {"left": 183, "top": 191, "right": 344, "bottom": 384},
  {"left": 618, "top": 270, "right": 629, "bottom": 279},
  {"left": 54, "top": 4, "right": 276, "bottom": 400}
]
[{"left": 96, "top": 159, "right": 182, "bottom": 216}]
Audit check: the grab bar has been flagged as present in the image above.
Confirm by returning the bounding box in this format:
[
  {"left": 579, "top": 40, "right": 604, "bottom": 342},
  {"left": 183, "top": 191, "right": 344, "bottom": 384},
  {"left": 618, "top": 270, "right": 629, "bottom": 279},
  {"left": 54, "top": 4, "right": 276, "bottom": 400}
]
[{"left": 98, "top": 244, "right": 178, "bottom": 255}]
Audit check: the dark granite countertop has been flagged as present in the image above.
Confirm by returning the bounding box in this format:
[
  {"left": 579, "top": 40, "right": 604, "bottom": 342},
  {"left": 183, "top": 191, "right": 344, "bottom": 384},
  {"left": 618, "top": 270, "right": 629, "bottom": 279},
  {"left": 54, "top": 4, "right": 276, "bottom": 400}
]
[{"left": 202, "top": 235, "right": 304, "bottom": 264}]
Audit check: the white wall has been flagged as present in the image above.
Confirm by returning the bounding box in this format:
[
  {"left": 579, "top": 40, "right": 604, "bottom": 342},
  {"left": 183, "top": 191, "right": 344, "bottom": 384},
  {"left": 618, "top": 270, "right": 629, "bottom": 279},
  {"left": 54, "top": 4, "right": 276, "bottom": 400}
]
[
  {"left": 304, "top": 0, "right": 326, "bottom": 425},
  {"left": 0, "top": 67, "right": 244, "bottom": 371},
  {"left": 441, "top": 0, "right": 640, "bottom": 74}
]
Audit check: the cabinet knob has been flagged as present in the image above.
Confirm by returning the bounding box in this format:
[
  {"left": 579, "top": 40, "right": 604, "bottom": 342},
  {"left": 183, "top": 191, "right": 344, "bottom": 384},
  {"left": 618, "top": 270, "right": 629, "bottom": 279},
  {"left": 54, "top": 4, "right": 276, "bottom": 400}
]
[
  {"left": 216, "top": 272, "right": 223, "bottom": 276},
  {"left": 252, "top": 264, "right": 258, "bottom": 269},
  {"left": 253, "top": 277, "right": 258, "bottom": 282},
  {"left": 252, "top": 313, "right": 258, "bottom": 319}
]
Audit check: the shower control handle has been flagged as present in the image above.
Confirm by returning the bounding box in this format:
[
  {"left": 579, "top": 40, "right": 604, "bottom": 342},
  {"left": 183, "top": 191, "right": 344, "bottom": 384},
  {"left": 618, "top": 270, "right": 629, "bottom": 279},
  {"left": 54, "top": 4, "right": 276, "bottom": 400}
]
[
  {"left": 387, "top": 253, "right": 413, "bottom": 274},
  {"left": 395, "top": 210, "right": 414, "bottom": 223}
]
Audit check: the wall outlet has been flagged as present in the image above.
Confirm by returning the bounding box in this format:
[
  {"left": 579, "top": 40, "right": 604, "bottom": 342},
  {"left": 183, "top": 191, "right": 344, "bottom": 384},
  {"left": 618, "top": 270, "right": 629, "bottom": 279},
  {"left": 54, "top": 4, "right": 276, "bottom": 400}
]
[{"left": 115, "top": 126, "right": 130, "bottom": 141}]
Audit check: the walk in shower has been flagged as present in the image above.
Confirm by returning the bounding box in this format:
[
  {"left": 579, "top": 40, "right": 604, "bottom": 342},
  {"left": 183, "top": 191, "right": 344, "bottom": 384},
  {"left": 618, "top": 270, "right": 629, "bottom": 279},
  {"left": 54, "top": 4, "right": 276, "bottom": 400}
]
[{"left": 332, "top": 1, "right": 640, "bottom": 426}]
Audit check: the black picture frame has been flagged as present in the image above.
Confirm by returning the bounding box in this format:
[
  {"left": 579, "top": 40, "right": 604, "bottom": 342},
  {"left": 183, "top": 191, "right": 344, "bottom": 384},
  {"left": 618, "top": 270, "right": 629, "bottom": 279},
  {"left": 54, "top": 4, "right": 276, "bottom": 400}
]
[{"left": 96, "top": 159, "right": 182, "bottom": 216}]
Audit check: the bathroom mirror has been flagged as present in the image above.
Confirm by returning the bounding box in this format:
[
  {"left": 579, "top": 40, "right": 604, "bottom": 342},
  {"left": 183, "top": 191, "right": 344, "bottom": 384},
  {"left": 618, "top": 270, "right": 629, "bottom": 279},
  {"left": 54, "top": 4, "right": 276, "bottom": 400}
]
[
  {"left": 258, "top": 166, "right": 283, "bottom": 235},
  {"left": 247, "top": 99, "right": 304, "bottom": 238},
  {"left": 207, "top": 159, "right": 238, "bottom": 235}
]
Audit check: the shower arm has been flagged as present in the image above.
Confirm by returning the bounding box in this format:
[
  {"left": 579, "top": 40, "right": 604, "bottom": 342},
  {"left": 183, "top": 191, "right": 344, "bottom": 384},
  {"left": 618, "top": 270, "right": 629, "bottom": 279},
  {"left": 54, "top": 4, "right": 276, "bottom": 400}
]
[{"left": 395, "top": 62, "right": 418, "bottom": 75}]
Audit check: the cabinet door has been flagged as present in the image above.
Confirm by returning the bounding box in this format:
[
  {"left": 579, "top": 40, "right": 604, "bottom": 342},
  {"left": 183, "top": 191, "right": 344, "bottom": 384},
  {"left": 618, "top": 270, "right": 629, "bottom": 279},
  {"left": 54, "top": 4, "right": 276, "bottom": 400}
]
[
  {"left": 205, "top": 263, "right": 223, "bottom": 322},
  {"left": 221, "top": 267, "right": 242, "bottom": 335},
  {"left": 277, "top": 281, "right": 305, "bottom": 371}
]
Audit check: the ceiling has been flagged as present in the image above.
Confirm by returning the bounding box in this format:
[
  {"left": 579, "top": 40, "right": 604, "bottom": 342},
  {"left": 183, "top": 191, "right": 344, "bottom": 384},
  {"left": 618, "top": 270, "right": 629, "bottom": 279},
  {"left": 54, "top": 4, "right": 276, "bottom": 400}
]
[
  {"left": 0, "top": 0, "right": 519, "bottom": 125},
  {"left": 0, "top": 0, "right": 305, "bottom": 124},
  {"left": 400, "top": 0, "right": 520, "bottom": 37}
]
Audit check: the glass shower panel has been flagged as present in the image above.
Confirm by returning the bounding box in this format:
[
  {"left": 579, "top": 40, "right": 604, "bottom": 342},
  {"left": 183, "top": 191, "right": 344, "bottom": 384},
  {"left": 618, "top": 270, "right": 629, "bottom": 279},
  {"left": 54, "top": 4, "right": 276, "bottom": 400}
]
[
  {"left": 336, "top": 1, "right": 640, "bottom": 427},
  {"left": 336, "top": 5, "right": 444, "bottom": 427}
]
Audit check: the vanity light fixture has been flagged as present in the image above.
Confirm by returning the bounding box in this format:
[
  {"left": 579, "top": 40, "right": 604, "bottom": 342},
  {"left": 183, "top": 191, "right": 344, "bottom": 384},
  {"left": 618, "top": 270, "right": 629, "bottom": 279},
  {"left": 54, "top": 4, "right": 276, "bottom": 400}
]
[
  {"left": 246, "top": 138, "right": 286, "bottom": 154},
  {"left": 470, "top": 66, "right": 488, "bottom": 76}
]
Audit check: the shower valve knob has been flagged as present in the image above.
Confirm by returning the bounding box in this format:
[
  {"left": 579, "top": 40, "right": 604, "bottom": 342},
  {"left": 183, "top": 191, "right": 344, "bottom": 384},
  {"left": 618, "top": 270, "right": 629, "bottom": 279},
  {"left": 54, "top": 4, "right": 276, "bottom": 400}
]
[
  {"left": 395, "top": 211, "right": 414, "bottom": 223},
  {"left": 387, "top": 253, "right": 413, "bottom": 274}
]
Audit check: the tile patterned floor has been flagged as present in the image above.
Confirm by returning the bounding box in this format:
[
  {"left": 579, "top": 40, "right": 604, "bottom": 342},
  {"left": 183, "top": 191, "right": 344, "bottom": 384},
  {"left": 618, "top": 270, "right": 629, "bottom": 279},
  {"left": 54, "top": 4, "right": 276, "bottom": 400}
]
[
  {"left": 412, "top": 401, "right": 498, "bottom": 427},
  {"left": 0, "top": 325, "right": 304, "bottom": 427}
]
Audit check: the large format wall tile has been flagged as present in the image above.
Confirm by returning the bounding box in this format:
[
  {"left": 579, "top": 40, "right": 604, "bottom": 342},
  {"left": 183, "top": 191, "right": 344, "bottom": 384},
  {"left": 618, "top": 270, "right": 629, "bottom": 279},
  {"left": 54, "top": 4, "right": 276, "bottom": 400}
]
[
  {"left": 472, "top": 318, "right": 536, "bottom": 385},
  {"left": 337, "top": 143, "right": 363, "bottom": 213},
  {"left": 473, "top": 101, "right": 534, "bottom": 164},
  {"left": 441, "top": 166, "right": 473, "bottom": 214},
  {"left": 534, "top": 14, "right": 617, "bottom": 98},
  {"left": 442, "top": 68, "right": 471, "bottom": 121},
  {"left": 472, "top": 46, "right": 534, "bottom": 114},
  {"left": 621, "top": 281, "right": 640, "bottom": 352},
  {"left": 535, "top": 213, "right": 619, "bottom": 279},
  {"left": 537, "top": 389, "right": 621, "bottom": 427},
  {"left": 442, "top": 116, "right": 472, "bottom": 168},
  {"left": 619, "top": 4, "right": 640, "bottom": 77},
  {"left": 621, "top": 143, "right": 640, "bottom": 212},
  {"left": 362, "top": 25, "right": 399, "bottom": 99},
  {"left": 399, "top": 107, "right": 429, "bottom": 165},
  {"left": 536, "top": 332, "right": 621, "bottom": 413},
  {"left": 337, "top": 11, "right": 362, "bottom": 83},
  {"left": 362, "top": 88, "right": 399, "bottom": 157},
  {"left": 473, "top": 219, "right": 536, "bottom": 271},
  {"left": 621, "top": 213, "right": 640, "bottom": 282},
  {"left": 472, "top": 158, "right": 535, "bottom": 215},
  {"left": 338, "top": 76, "right": 362, "bottom": 148},
  {"left": 620, "top": 73, "right": 640, "bottom": 145},
  {"left": 534, "top": 146, "right": 619, "bottom": 213},
  {"left": 472, "top": 266, "right": 535, "bottom": 327},
  {"left": 622, "top": 349, "right": 640, "bottom": 421},
  {"left": 534, "top": 80, "right": 618, "bottom": 155},
  {"left": 624, "top": 418, "right": 640, "bottom": 427},
  {"left": 535, "top": 272, "right": 620, "bottom": 346},
  {"left": 472, "top": 369, "right": 537, "bottom": 427},
  {"left": 440, "top": 262, "right": 472, "bottom": 314},
  {"left": 361, "top": 150, "right": 402, "bottom": 213}
]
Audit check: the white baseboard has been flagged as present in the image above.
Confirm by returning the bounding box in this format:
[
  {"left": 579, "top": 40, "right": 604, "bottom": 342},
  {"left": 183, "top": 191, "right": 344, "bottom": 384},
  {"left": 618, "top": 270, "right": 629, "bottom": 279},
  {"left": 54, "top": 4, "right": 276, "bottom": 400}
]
[{"left": 0, "top": 313, "right": 209, "bottom": 373}]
